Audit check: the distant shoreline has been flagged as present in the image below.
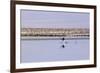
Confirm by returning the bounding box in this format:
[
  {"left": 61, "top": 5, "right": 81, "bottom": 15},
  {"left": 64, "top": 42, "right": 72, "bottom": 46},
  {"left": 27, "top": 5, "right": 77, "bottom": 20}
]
[{"left": 21, "top": 28, "right": 89, "bottom": 37}]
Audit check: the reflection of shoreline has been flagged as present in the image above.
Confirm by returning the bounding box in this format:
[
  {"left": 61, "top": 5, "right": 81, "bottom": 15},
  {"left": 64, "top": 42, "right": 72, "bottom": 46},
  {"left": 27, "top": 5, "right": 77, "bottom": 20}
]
[
  {"left": 21, "top": 28, "right": 89, "bottom": 37},
  {"left": 21, "top": 36, "right": 89, "bottom": 40}
]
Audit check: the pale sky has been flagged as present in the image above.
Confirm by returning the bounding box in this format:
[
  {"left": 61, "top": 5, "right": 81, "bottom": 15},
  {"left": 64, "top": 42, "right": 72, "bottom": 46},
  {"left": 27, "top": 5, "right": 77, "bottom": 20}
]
[{"left": 21, "top": 9, "right": 90, "bottom": 28}]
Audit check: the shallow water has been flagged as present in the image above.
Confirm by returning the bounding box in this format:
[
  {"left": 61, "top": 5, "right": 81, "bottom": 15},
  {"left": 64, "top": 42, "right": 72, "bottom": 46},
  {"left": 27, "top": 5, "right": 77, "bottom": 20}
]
[{"left": 20, "top": 38, "right": 89, "bottom": 63}]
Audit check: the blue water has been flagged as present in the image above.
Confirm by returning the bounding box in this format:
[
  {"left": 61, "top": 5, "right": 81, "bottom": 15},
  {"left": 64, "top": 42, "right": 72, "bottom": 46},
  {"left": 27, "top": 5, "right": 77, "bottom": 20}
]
[{"left": 20, "top": 38, "right": 90, "bottom": 63}]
